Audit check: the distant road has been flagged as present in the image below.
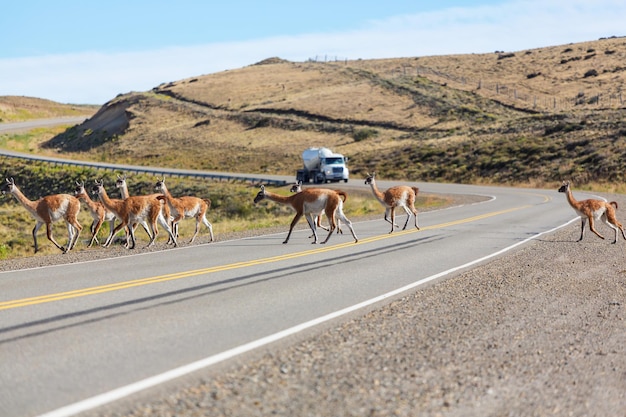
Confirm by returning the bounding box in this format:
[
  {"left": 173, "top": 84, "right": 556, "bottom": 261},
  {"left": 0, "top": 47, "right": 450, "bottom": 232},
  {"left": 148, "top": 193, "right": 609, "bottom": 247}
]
[{"left": 0, "top": 117, "right": 89, "bottom": 133}]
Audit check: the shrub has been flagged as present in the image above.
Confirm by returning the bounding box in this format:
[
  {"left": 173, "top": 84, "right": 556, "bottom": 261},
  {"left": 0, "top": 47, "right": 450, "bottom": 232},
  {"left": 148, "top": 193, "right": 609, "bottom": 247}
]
[
  {"left": 0, "top": 244, "right": 9, "bottom": 259},
  {"left": 352, "top": 128, "right": 379, "bottom": 142},
  {"left": 583, "top": 69, "right": 598, "bottom": 78},
  {"left": 497, "top": 53, "right": 515, "bottom": 60}
]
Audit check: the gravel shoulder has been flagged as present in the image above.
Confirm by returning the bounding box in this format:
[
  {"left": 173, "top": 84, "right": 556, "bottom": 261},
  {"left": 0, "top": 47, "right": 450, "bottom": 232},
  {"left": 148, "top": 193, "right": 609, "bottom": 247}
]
[{"left": 5, "top": 193, "right": 626, "bottom": 416}]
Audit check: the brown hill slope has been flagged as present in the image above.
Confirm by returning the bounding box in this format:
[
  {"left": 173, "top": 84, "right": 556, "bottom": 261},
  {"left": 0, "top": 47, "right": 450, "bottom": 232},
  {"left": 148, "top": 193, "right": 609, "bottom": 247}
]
[
  {"left": 0, "top": 96, "right": 97, "bottom": 122},
  {"left": 356, "top": 36, "right": 626, "bottom": 111},
  {"left": 42, "top": 37, "right": 626, "bottom": 187}
]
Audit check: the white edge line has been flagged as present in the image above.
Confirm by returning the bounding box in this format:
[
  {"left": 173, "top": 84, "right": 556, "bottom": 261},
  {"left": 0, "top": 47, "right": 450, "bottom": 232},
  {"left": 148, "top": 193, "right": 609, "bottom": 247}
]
[{"left": 35, "top": 216, "right": 579, "bottom": 417}]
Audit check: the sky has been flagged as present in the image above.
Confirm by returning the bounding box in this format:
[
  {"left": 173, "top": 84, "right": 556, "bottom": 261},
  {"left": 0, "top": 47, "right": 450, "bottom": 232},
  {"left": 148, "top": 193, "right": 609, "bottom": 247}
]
[{"left": 1, "top": 0, "right": 624, "bottom": 105}]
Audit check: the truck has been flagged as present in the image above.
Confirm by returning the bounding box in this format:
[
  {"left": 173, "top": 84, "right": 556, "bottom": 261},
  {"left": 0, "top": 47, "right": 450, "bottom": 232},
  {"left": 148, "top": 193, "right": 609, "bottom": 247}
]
[{"left": 296, "top": 147, "right": 349, "bottom": 184}]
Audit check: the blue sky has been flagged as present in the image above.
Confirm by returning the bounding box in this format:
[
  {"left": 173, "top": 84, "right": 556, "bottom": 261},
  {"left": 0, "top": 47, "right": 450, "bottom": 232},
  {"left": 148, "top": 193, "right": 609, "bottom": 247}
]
[{"left": 1, "top": 0, "right": 624, "bottom": 104}]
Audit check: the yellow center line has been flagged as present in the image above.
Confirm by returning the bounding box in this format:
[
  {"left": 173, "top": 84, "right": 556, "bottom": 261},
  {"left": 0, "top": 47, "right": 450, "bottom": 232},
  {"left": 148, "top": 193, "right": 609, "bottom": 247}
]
[{"left": 0, "top": 204, "right": 530, "bottom": 311}]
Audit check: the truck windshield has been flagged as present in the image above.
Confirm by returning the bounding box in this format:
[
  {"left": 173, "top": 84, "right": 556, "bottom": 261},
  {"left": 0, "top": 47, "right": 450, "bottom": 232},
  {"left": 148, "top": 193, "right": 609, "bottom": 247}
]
[{"left": 324, "top": 157, "right": 344, "bottom": 165}]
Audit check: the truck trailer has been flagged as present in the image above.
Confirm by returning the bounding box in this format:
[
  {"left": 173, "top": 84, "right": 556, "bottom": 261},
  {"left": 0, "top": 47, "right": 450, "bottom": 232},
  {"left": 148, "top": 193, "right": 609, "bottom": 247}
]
[{"left": 296, "top": 147, "right": 349, "bottom": 184}]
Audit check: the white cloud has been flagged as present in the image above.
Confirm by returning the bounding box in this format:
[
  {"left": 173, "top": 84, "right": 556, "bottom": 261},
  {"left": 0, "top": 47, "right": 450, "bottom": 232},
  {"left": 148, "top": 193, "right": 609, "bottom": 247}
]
[{"left": 1, "top": 0, "right": 624, "bottom": 104}]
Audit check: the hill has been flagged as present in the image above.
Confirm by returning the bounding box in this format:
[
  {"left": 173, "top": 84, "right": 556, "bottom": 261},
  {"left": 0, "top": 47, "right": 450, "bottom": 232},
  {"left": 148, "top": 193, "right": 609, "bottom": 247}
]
[
  {"left": 40, "top": 36, "right": 626, "bottom": 187},
  {"left": 0, "top": 96, "right": 98, "bottom": 122}
]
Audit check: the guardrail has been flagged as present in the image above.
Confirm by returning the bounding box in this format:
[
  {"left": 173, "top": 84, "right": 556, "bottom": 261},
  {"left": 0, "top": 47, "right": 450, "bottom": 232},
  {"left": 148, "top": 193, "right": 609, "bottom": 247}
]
[{"left": 0, "top": 150, "right": 288, "bottom": 186}]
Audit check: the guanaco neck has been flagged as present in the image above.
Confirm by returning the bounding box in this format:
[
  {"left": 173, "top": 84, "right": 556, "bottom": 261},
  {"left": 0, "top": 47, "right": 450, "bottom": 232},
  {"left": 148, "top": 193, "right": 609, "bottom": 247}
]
[
  {"left": 8, "top": 186, "right": 38, "bottom": 211},
  {"left": 158, "top": 184, "right": 174, "bottom": 200},
  {"left": 96, "top": 187, "right": 118, "bottom": 212},
  {"left": 77, "top": 190, "right": 100, "bottom": 211},
  {"left": 367, "top": 179, "right": 386, "bottom": 204},
  {"left": 264, "top": 191, "right": 296, "bottom": 205},
  {"left": 117, "top": 181, "right": 129, "bottom": 199},
  {"left": 565, "top": 188, "right": 581, "bottom": 210}
]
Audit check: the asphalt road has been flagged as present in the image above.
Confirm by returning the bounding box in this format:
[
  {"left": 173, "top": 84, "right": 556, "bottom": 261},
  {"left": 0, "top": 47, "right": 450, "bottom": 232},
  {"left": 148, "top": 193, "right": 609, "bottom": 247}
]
[
  {"left": 0, "top": 181, "right": 580, "bottom": 417},
  {"left": 0, "top": 117, "right": 89, "bottom": 133}
]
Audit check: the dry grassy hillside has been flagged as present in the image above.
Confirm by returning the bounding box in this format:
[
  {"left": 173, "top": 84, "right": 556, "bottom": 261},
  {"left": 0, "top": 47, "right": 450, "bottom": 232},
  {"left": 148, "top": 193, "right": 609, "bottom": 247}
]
[
  {"left": 0, "top": 96, "right": 97, "bottom": 122},
  {"left": 39, "top": 37, "right": 626, "bottom": 187},
  {"left": 356, "top": 36, "right": 626, "bottom": 111}
]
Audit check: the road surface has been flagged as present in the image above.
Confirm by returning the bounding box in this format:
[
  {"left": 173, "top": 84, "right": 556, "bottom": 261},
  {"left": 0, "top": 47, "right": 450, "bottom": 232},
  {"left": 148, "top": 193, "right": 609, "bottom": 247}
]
[
  {"left": 0, "top": 181, "right": 580, "bottom": 417},
  {"left": 0, "top": 117, "right": 89, "bottom": 133}
]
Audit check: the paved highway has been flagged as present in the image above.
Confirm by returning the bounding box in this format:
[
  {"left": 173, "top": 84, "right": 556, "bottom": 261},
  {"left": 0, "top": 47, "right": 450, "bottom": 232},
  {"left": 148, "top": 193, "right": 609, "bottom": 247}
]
[
  {"left": 0, "top": 180, "right": 581, "bottom": 417},
  {"left": 0, "top": 117, "right": 89, "bottom": 133}
]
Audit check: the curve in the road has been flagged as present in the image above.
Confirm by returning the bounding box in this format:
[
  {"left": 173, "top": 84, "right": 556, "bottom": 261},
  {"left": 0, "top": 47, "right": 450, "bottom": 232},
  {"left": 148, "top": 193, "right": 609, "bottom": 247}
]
[{"left": 35, "top": 215, "right": 578, "bottom": 417}]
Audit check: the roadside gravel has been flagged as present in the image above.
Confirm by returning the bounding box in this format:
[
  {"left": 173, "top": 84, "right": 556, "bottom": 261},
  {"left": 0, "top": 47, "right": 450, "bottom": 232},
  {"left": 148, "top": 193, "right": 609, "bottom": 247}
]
[{"left": 4, "top": 193, "right": 625, "bottom": 416}]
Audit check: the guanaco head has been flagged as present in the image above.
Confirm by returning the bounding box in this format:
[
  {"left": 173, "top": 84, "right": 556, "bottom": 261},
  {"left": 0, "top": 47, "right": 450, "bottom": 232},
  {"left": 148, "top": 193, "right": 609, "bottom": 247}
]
[
  {"left": 2, "top": 177, "right": 16, "bottom": 194},
  {"left": 91, "top": 179, "right": 105, "bottom": 196},
  {"left": 115, "top": 175, "right": 127, "bottom": 190},
  {"left": 558, "top": 181, "right": 570, "bottom": 193},
  {"left": 364, "top": 172, "right": 376, "bottom": 185},
  {"left": 154, "top": 178, "right": 166, "bottom": 193},
  {"left": 253, "top": 185, "right": 267, "bottom": 204},
  {"left": 289, "top": 181, "right": 302, "bottom": 193},
  {"left": 74, "top": 180, "right": 87, "bottom": 196}
]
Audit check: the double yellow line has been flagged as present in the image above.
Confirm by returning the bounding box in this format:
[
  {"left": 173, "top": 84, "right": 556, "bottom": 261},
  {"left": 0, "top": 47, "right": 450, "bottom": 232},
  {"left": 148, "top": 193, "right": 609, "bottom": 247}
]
[{"left": 0, "top": 205, "right": 529, "bottom": 311}]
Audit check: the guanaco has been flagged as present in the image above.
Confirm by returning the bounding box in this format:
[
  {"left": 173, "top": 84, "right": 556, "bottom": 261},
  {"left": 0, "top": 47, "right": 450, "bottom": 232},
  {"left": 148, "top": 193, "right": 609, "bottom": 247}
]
[
  {"left": 289, "top": 180, "right": 344, "bottom": 234},
  {"left": 364, "top": 172, "right": 419, "bottom": 233},
  {"left": 558, "top": 181, "right": 626, "bottom": 243},
  {"left": 253, "top": 185, "right": 357, "bottom": 244},
  {"left": 154, "top": 178, "right": 214, "bottom": 243},
  {"left": 92, "top": 179, "right": 177, "bottom": 249},
  {"left": 2, "top": 177, "right": 82, "bottom": 253},
  {"left": 74, "top": 180, "right": 117, "bottom": 247}
]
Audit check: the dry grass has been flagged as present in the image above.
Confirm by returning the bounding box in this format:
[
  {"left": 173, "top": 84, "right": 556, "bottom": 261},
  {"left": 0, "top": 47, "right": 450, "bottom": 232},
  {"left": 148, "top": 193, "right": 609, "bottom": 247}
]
[{"left": 354, "top": 36, "right": 626, "bottom": 110}]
